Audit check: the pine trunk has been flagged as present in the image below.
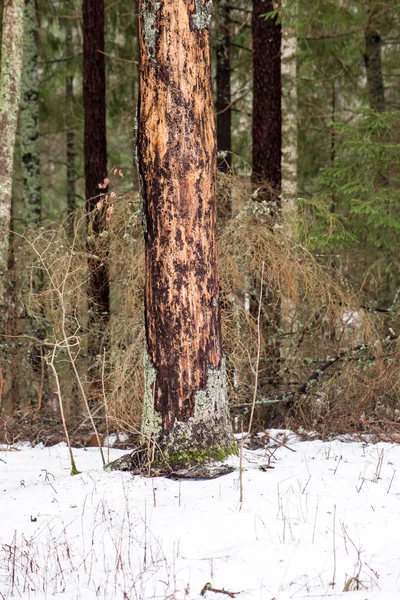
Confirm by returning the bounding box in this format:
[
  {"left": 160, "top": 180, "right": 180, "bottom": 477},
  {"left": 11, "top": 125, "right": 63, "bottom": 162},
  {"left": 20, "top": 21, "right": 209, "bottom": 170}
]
[
  {"left": 252, "top": 0, "right": 281, "bottom": 197},
  {"left": 364, "top": 2, "right": 385, "bottom": 113},
  {"left": 82, "top": 0, "right": 109, "bottom": 379},
  {"left": 138, "top": 0, "right": 234, "bottom": 463},
  {"left": 216, "top": 0, "right": 231, "bottom": 172},
  {"left": 0, "top": 0, "right": 24, "bottom": 395},
  {"left": 21, "top": 0, "right": 41, "bottom": 227}
]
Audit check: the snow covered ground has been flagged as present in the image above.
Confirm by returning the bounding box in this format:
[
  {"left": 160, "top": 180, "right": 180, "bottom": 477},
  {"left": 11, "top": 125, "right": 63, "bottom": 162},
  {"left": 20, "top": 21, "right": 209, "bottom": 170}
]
[{"left": 1, "top": 431, "right": 400, "bottom": 600}]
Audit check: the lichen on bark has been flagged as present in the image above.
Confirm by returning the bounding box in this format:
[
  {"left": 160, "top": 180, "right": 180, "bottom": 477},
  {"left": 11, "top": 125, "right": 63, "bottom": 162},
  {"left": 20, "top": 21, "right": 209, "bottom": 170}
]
[
  {"left": 0, "top": 0, "right": 25, "bottom": 359},
  {"left": 140, "top": 0, "right": 161, "bottom": 64},
  {"left": 141, "top": 356, "right": 236, "bottom": 466},
  {"left": 141, "top": 347, "right": 162, "bottom": 440},
  {"left": 191, "top": 0, "right": 213, "bottom": 30}
]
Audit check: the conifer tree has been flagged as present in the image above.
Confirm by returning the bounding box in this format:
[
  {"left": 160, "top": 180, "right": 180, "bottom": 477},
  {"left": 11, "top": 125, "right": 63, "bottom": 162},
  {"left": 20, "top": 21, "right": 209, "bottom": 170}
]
[
  {"left": 21, "top": 0, "right": 41, "bottom": 227},
  {"left": 252, "top": 0, "right": 281, "bottom": 196},
  {"left": 137, "top": 0, "right": 235, "bottom": 463},
  {"left": 82, "top": 0, "right": 109, "bottom": 383},
  {"left": 216, "top": 0, "right": 232, "bottom": 172}
]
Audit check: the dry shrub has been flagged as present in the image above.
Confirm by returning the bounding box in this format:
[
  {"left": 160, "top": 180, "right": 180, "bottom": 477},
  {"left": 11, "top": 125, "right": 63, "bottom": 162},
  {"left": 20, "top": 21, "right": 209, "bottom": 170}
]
[{"left": 4, "top": 174, "right": 400, "bottom": 440}]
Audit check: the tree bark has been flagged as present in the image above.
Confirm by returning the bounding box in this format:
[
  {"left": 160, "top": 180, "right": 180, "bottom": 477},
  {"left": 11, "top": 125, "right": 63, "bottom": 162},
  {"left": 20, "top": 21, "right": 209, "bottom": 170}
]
[
  {"left": 138, "top": 0, "right": 234, "bottom": 462},
  {"left": 65, "top": 14, "right": 76, "bottom": 236},
  {"left": 82, "top": 0, "right": 109, "bottom": 376},
  {"left": 21, "top": 0, "right": 41, "bottom": 227},
  {"left": 364, "top": 2, "right": 385, "bottom": 113},
  {"left": 252, "top": 0, "right": 281, "bottom": 197},
  {"left": 0, "top": 0, "right": 24, "bottom": 396},
  {"left": 281, "top": 0, "right": 297, "bottom": 218},
  {"left": 216, "top": 0, "right": 231, "bottom": 172}
]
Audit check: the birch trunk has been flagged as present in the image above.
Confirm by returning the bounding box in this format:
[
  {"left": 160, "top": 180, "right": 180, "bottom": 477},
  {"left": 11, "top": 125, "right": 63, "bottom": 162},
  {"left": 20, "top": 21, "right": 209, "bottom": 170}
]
[
  {"left": 0, "top": 0, "right": 24, "bottom": 398},
  {"left": 138, "top": 0, "right": 235, "bottom": 463},
  {"left": 281, "top": 0, "right": 297, "bottom": 221},
  {"left": 280, "top": 0, "right": 299, "bottom": 377}
]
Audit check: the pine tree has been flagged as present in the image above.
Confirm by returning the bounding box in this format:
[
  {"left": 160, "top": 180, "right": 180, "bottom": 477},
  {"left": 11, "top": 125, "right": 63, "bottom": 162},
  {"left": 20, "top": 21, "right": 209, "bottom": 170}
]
[
  {"left": 137, "top": 0, "right": 235, "bottom": 463},
  {"left": 82, "top": 0, "right": 109, "bottom": 385},
  {"left": 21, "top": 0, "right": 41, "bottom": 227},
  {"left": 252, "top": 0, "right": 281, "bottom": 197},
  {"left": 216, "top": 0, "right": 232, "bottom": 172}
]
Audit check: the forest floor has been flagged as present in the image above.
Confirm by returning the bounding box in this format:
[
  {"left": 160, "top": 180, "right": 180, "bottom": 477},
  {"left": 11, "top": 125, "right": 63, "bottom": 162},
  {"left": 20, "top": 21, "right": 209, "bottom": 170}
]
[{"left": 0, "top": 431, "right": 399, "bottom": 600}]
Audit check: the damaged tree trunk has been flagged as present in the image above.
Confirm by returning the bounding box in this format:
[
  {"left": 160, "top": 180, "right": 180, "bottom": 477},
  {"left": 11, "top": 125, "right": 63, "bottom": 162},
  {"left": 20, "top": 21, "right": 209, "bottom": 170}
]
[{"left": 137, "top": 0, "right": 235, "bottom": 466}]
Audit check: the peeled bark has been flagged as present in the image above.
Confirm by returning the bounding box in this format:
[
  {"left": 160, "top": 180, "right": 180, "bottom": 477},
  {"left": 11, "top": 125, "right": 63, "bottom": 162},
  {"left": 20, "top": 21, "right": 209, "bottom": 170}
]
[
  {"left": 0, "top": 0, "right": 24, "bottom": 385},
  {"left": 364, "top": 2, "right": 385, "bottom": 113},
  {"left": 21, "top": 0, "right": 41, "bottom": 227},
  {"left": 138, "top": 0, "right": 234, "bottom": 462},
  {"left": 82, "top": 0, "right": 109, "bottom": 372},
  {"left": 216, "top": 0, "right": 231, "bottom": 172},
  {"left": 252, "top": 0, "right": 281, "bottom": 196}
]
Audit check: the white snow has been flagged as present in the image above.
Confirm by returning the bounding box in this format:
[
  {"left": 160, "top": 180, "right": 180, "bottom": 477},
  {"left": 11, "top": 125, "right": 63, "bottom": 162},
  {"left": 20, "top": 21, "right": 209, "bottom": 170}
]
[{"left": 1, "top": 431, "right": 400, "bottom": 600}]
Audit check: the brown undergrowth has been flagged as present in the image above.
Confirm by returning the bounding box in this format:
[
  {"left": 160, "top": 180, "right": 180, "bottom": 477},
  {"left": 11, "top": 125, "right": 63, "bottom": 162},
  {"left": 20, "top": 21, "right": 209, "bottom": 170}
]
[{"left": 1, "top": 173, "right": 400, "bottom": 443}]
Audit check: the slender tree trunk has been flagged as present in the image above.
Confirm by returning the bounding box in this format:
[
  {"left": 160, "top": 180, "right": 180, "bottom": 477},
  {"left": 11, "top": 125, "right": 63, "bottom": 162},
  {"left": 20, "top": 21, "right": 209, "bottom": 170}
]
[
  {"left": 82, "top": 0, "right": 109, "bottom": 382},
  {"left": 280, "top": 0, "right": 298, "bottom": 379},
  {"left": 216, "top": 0, "right": 231, "bottom": 172},
  {"left": 252, "top": 0, "right": 281, "bottom": 197},
  {"left": 364, "top": 2, "right": 385, "bottom": 113},
  {"left": 21, "top": 0, "right": 41, "bottom": 227},
  {"left": 65, "top": 15, "right": 76, "bottom": 235},
  {"left": 138, "top": 0, "right": 234, "bottom": 462},
  {"left": 281, "top": 0, "right": 297, "bottom": 219},
  {"left": 20, "top": 0, "right": 46, "bottom": 409},
  {"left": 0, "top": 0, "right": 24, "bottom": 404}
]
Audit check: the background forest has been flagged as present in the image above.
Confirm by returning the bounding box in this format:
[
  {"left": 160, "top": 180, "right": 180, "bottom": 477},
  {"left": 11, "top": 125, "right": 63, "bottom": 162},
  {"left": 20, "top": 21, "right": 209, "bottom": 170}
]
[{"left": 1, "top": 0, "right": 400, "bottom": 445}]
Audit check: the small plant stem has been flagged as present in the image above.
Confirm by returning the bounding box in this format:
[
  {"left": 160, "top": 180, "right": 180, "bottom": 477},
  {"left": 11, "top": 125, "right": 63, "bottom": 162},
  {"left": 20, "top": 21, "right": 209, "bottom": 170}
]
[
  {"left": 49, "top": 345, "right": 79, "bottom": 475},
  {"left": 246, "top": 261, "right": 264, "bottom": 439},
  {"left": 102, "top": 347, "right": 110, "bottom": 464}
]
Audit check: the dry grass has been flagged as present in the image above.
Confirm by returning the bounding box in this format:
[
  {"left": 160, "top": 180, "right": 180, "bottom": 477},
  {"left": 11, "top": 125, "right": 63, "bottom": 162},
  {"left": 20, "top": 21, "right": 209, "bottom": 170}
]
[{"left": 2, "top": 174, "right": 400, "bottom": 441}]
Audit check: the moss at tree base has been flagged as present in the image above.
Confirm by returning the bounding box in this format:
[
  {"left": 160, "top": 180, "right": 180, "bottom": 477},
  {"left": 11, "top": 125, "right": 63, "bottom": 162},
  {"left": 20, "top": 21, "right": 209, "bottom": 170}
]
[{"left": 106, "top": 438, "right": 238, "bottom": 476}]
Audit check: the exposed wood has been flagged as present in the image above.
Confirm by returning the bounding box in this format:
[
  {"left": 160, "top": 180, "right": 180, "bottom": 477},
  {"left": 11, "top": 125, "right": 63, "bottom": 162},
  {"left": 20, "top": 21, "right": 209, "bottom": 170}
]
[{"left": 137, "top": 0, "right": 234, "bottom": 459}]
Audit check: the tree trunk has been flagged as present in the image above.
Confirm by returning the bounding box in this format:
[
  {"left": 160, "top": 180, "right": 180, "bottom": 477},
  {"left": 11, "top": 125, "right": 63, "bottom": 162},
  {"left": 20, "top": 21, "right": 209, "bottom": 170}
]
[
  {"left": 252, "top": 0, "right": 281, "bottom": 197},
  {"left": 138, "top": 0, "right": 234, "bottom": 463},
  {"left": 281, "top": 0, "right": 297, "bottom": 218},
  {"left": 21, "top": 0, "right": 46, "bottom": 409},
  {"left": 364, "top": 2, "right": 385, "bottom": 113},
  {"left": 65, "top": 14, "right": 76, "bottom": 235},
  {"left": 280, "top": 0, "right": 298, "bottom": 377},
  {"left": 216, "top": 0, "right": 231, "bottom": 172},
  {"left": 82, "top": 0, "right": 109, "bottom": 381},
  {"left": 21, "top": 0, "right": 41, "bottom": 227},
  {"left": 0, "top": 0, "right": 24, "bottom": 400}
]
